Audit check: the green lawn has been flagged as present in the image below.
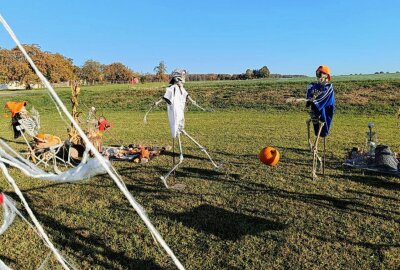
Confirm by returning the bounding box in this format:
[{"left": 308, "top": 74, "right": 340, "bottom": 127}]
[{"left": 0, "top": 81, "right": 399, "bottom": 269}]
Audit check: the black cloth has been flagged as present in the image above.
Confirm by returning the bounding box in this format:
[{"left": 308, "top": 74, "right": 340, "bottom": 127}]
[{"left": 11, "top": 113, "right": 24, "bottom": 139}]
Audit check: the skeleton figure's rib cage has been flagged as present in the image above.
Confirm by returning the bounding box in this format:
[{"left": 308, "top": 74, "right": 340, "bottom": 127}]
[{"left": 0, "top": 14, "right": 185, "bottom": 270}]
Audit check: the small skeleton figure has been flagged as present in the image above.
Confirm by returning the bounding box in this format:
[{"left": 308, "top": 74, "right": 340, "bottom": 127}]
[
  {"left": 306, "top": 65, "right": 335, "bottom": 180},
  {"left": 144, "top": 69, "right": 219, "bottom": 188}
]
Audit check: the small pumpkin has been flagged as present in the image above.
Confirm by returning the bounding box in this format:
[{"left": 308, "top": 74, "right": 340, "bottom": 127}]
[{"left": 259, "top": 146, "right": 280, "bottom": 166}]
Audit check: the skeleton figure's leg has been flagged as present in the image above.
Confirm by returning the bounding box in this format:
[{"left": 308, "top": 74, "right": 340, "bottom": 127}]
[
  {"left": 52, "top": 151, "right": 62, "bottom": 175},
  {"left": 306, "top": 118, "right": 313, "bottom": 151},
  {"left": 181, "top": 129, "right": 219, "bottom": 168},
  {"left": 312, "top": 122, "right": 325, "bottom": 180},
  {"left": 160, "top": 133, "right": 184, "bottom": 188}
]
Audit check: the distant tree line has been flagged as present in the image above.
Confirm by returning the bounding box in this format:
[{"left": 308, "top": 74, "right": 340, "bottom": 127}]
[
  {"left": 374, "top": 71, "right": 400, "bottom": 74},
  {"left": 0, "top": 45, "right": 305, "bottom": 87},
  {"left": 141, "top": 64, "right": 305, "bottom": 83},
  {"left": 187, "top": 66, "right": 272, "bottom": 81},
  {"left": 0, "top": 44, "right": 138, "bottom": 86}
]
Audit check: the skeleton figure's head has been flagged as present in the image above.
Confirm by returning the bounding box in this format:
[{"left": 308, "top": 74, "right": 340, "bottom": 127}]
[
  {"left": 316, "top": 65, "right": 331, "bottom": 84},
  {"left": 170, "top": 69, "right": 187, "bottom": 86}
]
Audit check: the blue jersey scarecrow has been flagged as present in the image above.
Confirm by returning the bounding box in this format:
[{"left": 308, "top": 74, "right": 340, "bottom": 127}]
[{"left": 306, "top": 65, "right": 335, "bottom": 179}]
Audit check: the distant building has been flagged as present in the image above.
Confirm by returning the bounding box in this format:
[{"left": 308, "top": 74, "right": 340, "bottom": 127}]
[
  {"left": 129, "top": 77, "right": 139, "bottom": 84},
  {"left": 0, "top": 81, "right": 42, "bottom": 90},
  {"left": 0, "top": 81, "right": 68, "bottom": 90}
]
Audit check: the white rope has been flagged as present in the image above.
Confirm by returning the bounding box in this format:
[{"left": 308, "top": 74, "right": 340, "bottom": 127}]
[
  {"left": 0, "top": 259, "right": 13, "bottom": 270},
  {"left": 0, "top": 14, "right": 185, "bottom": 270},
  {"left": 0, "top": 194, "right": 16, "bottom": 235},
  {"left": 45, "top": 92, "right": 71, "bottom": 128},
  {"left": 1, "top": 193, "right": 77, "bottom": 270},
  {"left": 0, "top": 162, "right": 72, "bottom": 270}
]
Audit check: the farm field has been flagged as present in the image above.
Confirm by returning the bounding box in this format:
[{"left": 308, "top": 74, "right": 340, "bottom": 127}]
[{"left": 0, "top": 77, "right": 400, "bottom": 269}]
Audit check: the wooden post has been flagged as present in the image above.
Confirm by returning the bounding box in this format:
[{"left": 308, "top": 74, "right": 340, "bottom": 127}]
[
  {"left": 323, "top": 137, "right": 326, "bottom": 177},
  {"left": 172, "top": 138, "right": 176, "bottom": 181},
  {"left": 68, "top": 81, "right": 82, "bottom": 145}
]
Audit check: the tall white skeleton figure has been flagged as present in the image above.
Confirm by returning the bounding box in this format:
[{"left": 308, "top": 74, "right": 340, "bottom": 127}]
[{"left": 144, "top": 69, "right": 219, "bottom": 188}]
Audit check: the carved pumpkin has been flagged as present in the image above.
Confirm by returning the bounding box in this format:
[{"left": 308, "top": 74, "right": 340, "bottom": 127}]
[{"left": 259, "top": 146, "right": 280, "bottom": 166}]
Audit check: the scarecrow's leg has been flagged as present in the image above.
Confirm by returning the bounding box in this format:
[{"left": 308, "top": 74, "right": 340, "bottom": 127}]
[
  {"left": 312, "top": 122, "right": 325, "bottom": 180},
  {"left": 306, "top": 118, "right": 313, "bottom": 151},
  {"left": 181, "top": 129, "right": 219, "bottom": 168},
  {"left": 160, "top": 133, "right": 183, "bottom": 188}
]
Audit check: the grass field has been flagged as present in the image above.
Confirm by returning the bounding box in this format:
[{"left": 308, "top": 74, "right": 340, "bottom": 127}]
[{"left": 0, "top": 77, "right": 399, "bottom": 269}]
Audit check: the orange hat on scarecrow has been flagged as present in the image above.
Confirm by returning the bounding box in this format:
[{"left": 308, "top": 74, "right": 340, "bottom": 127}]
[{"left": 316, "top": 65, "right": 331, "bottom": 81}]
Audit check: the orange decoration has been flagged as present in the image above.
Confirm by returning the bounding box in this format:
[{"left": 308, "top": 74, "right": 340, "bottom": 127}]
[
  {"left": 141, "top": 147, "right": 150, "bottom": 159},
  {"left": 4, "top": 101, "right": 27, "bottom": 117},
  {"left": 34, "top": 134, "right": 62, "bottom": 149},
  {"left": 259, "top": 146, "right": 280, "bottom": 166}
]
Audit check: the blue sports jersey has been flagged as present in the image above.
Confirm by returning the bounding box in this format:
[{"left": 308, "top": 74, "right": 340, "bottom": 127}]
[{"left": 306, "top": 83, "right": 335, "bottom": 137}]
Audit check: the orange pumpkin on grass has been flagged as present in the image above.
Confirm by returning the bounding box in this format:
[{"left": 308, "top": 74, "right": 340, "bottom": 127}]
[{"left": 259, "top": 146, "right": 280, "bottom": 166}]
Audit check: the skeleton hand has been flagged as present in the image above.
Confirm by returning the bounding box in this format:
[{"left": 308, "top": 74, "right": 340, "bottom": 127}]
[
  {"left": 187, "top": 96, "right": 213, "bottom": 112},
  {"left": 285, "top": 97, "right": 310, "bottom": 104}
]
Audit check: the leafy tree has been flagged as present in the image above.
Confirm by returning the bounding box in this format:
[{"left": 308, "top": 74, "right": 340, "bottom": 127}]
[
  {"left": 0, "top": 45, "right": 74, "bottom": 84},
  {"left": 103, "top": 62, "right": 136, "bottom": 82},
  {"left": 259, "top": 66, "right": 270, "bottom": 78},
  {"left": 252, "top": 69, "right": 260, "bottom": 78},
  {"left": 140, "top": 73, "right": 154, "bottom": 83},
  {"left": 0, "top": 48, "right": 11, "bottom": 82},
  {"left": 245, "top": 69, "right": 253, "bottom": 79},
  {"left": 80, "top": 60, "right": 104, "bottom": 83},
  {"left": 44, "top": 53, "right": 75, "bottom": 82}
]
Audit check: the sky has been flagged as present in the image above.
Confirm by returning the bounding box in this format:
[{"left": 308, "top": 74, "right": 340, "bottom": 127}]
[{"left": 0, "top": 0, "right": 399, "bottom": 76}]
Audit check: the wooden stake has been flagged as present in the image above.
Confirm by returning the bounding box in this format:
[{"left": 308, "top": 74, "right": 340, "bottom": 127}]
[
  {"left": 172, "top": 138, "right": 176, "bottom": 182},
  {"left": 323, "top": 137, "right": 326, "bottom": 177}
]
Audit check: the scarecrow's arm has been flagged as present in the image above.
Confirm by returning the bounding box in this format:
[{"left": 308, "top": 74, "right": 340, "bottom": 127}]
[
  {"left": 187, "top": 96, "right": 213, "bottom": 112},
  {"left": 143, "top": 98, "right": 164, "bottom": 124}
]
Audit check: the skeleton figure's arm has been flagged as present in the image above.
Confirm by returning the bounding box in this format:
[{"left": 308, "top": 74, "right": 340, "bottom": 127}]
[
  {"left": 187, "top": 96, "right": 213, "bottom": 112},
  {"left": 144, "top": 98, "right": 164, "bottom": 124},
  {"left": 285, "top": 97, "right": 310, "bottom": 104}
]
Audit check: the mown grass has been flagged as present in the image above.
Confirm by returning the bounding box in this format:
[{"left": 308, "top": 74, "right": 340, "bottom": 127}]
[{"left": 0, "top": 78, "right": 399, "bottom": 269}]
